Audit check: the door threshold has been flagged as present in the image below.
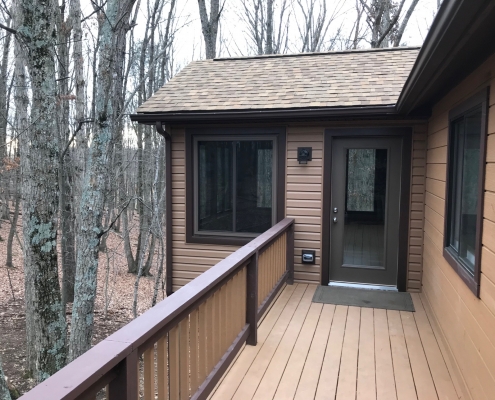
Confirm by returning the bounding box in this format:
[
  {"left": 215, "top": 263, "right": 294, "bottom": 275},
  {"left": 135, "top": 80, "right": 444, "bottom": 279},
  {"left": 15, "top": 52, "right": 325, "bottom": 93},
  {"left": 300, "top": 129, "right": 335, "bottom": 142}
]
[{"left": 328, "top": 281, "right": 398, "bottom": 292}]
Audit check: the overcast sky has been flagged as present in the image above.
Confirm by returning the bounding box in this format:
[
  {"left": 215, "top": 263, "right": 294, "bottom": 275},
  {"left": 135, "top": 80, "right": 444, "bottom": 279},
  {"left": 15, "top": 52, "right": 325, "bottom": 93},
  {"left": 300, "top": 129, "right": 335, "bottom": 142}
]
[
  {"left": 168, "top": 0, "right": 439, "bottom": 66},
  {"left": 79, "top": 0, "right": 440, "bottom": 78}
]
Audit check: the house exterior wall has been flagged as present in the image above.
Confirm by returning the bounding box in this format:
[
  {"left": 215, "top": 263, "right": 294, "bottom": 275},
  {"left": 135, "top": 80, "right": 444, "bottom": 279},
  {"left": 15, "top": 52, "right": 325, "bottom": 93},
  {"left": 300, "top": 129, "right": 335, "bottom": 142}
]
[
  {"left": 171, "top": 130, "right": 238, "bottom": 291},
  {"left": 421, "top": 53, "right": 495, "bottom": 399},
  {"left": 170, "top": 121, "right": 427, "bottom": 293},
  {"left": 286, "top": 126, "right": 324, "bottom": 284}
]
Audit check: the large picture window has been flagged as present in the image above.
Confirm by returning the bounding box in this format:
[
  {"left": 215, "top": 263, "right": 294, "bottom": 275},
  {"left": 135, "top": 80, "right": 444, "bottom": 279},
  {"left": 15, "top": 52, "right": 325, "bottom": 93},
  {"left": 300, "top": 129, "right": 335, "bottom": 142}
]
[
  {"left": 186, "top": 128, "right": 285, "bottom": 245},
  {"left": 195, "top": 138, "right": 275, "bottom": 235},
  {"left": 444, "top": 88, "right": 488, "bottom": 296}
]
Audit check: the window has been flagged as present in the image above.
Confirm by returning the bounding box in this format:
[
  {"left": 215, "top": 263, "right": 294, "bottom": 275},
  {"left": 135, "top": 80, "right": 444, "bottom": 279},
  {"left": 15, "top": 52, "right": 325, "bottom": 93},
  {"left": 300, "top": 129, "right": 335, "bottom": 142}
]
[
  {"left": 444, "top": 88, "right": 488, "bottom": 296},
  {"left": 196, "top": 138, "right": 275, "bottom": 234},
  {"left": 186, "top": 128, "right": 285, "bottom": 245}
]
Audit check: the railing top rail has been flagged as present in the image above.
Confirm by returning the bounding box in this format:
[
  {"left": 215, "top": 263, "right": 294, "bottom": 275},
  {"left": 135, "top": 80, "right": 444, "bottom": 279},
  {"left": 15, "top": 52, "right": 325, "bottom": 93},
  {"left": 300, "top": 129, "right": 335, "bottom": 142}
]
[{"left": 19, "top": 218, "right": 294, "bottom": 400}]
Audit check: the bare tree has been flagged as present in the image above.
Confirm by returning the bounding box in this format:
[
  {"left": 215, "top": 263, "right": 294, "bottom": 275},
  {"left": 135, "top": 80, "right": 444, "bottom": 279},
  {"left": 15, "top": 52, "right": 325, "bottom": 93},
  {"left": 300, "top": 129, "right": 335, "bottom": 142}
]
[
  {"left": 69, "top": 0, "right": 137, "bottom": 361},
  {"left": 393, "top": 0, "right": 420, "bottom": 46},
  {"left": 295, "top": 0, "right": 346, "bottom": 52},
  {"left": 240, "top": 0, "right": 291, "bottom": 55},
  {"left": 17, "top": 0, "right": 67, "bottom": 381},
  {"left": 0, "top": 12, "right": 11, "bottom": 222},
  {"left": 351, "top": 0, "right": 366, "bottom": 49},
  {"left": 197, "top": 0, "right": 223, "bottom": 59},
  {"left": 360, "top": 0, "right": 419, "bottom": 48},
  {"left": 5, "top": 158, "right": 20, "bottom": 269},
  {"left": 56, "top": 0, "right": 76, "bottom": 306}
]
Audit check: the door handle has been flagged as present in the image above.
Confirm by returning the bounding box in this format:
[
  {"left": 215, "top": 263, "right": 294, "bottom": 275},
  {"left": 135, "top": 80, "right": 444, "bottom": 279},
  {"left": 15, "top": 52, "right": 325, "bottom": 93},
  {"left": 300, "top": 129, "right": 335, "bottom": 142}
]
[{"left": 333, "top": 217, "right": 337, "bottom": 223}]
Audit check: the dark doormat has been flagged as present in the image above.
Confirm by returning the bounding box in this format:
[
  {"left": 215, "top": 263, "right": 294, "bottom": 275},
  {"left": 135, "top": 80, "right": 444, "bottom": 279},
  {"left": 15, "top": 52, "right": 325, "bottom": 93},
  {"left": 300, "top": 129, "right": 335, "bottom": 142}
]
[{"left": 312, "top": 286, "right": 415, "bottom": 312}]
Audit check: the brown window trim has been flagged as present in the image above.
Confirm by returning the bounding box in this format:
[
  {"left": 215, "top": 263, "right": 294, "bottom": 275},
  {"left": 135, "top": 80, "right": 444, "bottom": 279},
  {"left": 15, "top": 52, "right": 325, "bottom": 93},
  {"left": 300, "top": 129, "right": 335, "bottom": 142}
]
[
  {"left": 185, "top": 127, "right": 286, "bottom": 246},
  {"left": 443, "top": 87, "right": 489, "bottom": 297}
]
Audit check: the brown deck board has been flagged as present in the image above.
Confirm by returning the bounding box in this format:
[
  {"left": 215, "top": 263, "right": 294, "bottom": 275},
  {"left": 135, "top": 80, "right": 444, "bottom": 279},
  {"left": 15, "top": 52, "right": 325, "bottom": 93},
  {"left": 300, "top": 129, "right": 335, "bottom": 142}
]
[
  {"left": 357, "top": 307, "right": 376, "bottom": 400},
  {"left": 388, "top": 310, "right": 417, "bottom": 400},
  {"left": 252, "top": 298, "right": 320, "bottom": 399},
  {"left": 274, "top": 303, "right": 329, "bottom": 399},
  {"left": 232, "top": 285, "right": 315, "bottom": 400},
  {"left": 314, "top": 305, "right": 348, "bottom": 400},
  {"left": 294, "top": 304, "right": 335, "bottom": 399},
  {"left": 411, "top": 294, "right": 460, "bottom": 400},
  {"left": 336, "top": 306, "right": 361, "bottom": 400},
  {"left": 375, "top": 308, "right": 398, "bottom": 400},
  {"left": 210, "top": 284, "right": 462, "bottom": 400}
]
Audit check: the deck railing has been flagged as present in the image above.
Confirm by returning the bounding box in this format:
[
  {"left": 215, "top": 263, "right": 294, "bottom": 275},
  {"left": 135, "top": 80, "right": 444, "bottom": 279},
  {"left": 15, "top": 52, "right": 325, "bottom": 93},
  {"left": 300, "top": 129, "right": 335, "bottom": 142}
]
[{"left": 19, "top": 218, "right": 294, "bottom": 400}]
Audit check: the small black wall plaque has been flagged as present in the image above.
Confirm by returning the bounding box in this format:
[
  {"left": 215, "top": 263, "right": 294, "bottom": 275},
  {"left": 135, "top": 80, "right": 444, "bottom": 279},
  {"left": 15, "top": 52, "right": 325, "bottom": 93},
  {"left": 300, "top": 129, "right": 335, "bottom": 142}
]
[{"left": 297, "top": 147, "right": 312, "bottom": 164}]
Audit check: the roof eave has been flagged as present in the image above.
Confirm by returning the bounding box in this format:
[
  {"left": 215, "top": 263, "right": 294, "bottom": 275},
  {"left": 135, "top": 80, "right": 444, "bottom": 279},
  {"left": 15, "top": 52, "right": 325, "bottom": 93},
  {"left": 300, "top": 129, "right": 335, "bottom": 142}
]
[
  {"left": 130, "top": 104, "right": 428, "bottom": 125},
  {"left": 397, "top": 0, "right": 495, "bottom": 115}
]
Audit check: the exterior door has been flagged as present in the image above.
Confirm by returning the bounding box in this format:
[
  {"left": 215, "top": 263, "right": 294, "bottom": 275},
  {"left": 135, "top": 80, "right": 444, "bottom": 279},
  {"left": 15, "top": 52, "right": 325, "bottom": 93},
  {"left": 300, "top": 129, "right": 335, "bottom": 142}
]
[{"left": 329, "top": 137, "right": 402, "bottom": 287}]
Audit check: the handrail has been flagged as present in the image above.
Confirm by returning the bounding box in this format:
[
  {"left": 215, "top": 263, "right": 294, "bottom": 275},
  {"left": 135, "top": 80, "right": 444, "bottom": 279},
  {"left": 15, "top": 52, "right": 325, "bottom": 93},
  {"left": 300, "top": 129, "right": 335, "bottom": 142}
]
[{"left": 19, "top": 218, "right": 294, "bottom": 400}]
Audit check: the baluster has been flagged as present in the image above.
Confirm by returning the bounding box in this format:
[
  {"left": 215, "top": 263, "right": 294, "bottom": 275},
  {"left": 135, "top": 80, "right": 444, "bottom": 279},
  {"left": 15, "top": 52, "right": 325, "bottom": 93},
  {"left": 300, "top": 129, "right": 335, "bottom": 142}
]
[
  {"left": 107, "top": 349, "right": 138, "bottom": 400},
  {"left": 247, "top": 253, "right": 259, "bottom": 345}
]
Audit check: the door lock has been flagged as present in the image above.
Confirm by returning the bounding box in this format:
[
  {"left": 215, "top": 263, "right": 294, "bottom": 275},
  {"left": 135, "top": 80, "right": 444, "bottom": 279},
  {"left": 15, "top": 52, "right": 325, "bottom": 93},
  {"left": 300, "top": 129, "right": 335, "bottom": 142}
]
[{"left": 333, "top": 207, "right": 338, "bottom": 213}]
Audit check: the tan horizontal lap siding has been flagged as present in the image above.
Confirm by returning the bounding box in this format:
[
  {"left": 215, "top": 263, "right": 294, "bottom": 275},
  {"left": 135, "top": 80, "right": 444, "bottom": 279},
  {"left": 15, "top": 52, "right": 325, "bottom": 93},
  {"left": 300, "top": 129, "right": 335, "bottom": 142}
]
[
  {"left": 408, "top": 125, "right": 427, "bottom": 292},
  {"left": 171, "top": 122, "right": 426, "bottom": 291},
  {"left": 286, "top": 128, "right": 324, "bottom": 284},
  {"left": 171, "top": 129, "right": 239, "bottom": 291},
  {"left": 422, "top": 53, "right": 495, "bottom": 399}
]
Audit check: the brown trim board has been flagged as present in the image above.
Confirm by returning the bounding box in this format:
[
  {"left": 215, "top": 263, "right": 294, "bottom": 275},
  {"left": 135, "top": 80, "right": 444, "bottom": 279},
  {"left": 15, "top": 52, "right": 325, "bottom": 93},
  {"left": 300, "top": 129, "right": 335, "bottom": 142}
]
[
  {"left": 185, "top": 126, "right": 286, "bottom": 246},
  {"left": 131, "top": 105, "right": 431, "bottom": 126},
  {"left": 320, "top": 127, "right": 412, "bottom": 291},
  {"left": 155, "top": 122, "right": 173, "bottom": 296}
]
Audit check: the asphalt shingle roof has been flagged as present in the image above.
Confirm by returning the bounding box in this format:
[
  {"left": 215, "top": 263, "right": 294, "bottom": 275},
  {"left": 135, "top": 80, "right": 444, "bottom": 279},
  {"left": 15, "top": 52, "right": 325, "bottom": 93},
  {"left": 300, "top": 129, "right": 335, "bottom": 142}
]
[{"left": 136, "top": 47, "right": 420, "bottom": 114}]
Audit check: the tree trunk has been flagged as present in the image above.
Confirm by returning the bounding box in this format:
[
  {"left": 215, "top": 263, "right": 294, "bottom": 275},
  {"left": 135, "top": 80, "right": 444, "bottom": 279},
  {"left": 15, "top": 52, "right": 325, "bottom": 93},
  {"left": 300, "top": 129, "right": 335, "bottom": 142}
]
[
  {"left": 0, "top": 356, "right": 12, "bottom": 400},
  {"left": 69, "top": 0, "right": 136, "bottom": 361},
  {"left": 13, "top": 6, "right": 35, "bottom": 374},
  {"left": 265, "top": 0, "right": 274, "bottom": 54},
  {"left": 0, "top": 17, "right": 12, "bottom": 222},
  {"left": 60, "top": 166, "right": 76, "bottom": 304},
  {"left": 18, "top": 0, "right": 67, "bottom": 381},
  {"left": 5, "top": 167, "right": 20, "bottom": 268},
  {"left": 197, "top": 0, "right": 221, "bottom": 59},
  {"left": 393, "top": 0, "right": 420, "bottom": 46},
  {"left": 57, "top": 2, "right": 76, "bottom": 305}
]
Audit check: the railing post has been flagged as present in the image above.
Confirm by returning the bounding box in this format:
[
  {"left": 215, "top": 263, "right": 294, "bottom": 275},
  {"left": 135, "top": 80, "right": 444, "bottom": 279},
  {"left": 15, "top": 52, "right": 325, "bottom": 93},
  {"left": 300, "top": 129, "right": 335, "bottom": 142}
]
[
  {"left": 246, "top": 252, "right": 258, "bottom": 346},
  {"left": 108, "top": 349, "right": 138, "bottom": 400},
  {"left": 287, "top": 223, "right": 294, "bottom": 285}
]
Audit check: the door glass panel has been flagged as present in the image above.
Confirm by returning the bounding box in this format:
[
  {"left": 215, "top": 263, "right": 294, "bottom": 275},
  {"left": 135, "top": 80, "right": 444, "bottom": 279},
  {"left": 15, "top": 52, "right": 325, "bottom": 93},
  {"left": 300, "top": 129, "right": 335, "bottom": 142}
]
[
  {"left": 343, "top": 148, "right": 388, "bottom": 267},
  {"left": 347, "top": 149, "right": 375, "bottom": 211}
]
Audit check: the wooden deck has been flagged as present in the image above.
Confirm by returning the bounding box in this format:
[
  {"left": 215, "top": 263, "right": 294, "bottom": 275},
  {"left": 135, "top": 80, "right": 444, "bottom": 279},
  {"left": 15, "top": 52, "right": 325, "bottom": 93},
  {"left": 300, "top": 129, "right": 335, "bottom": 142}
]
[{"left": 211, "top": 284, "right": 463, "bottom": 400}]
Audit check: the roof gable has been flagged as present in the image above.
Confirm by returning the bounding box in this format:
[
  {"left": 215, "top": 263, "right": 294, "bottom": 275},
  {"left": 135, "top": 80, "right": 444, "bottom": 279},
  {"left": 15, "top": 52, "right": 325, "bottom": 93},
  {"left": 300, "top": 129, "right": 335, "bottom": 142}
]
[{"left": 136, "top": 47, "right": 419, "bottom": 115}]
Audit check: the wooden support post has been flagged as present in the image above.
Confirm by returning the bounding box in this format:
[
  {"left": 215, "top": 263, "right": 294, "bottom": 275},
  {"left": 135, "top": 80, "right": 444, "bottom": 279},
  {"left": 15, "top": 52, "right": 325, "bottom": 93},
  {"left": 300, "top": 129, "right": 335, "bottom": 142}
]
[
  {"left": 246, "top": 253, "right": 258, "bottom": 346},
  {"left": 287, "top": 224, "right": 294, "bottom": 285},
  {"left": 108, "top": 349, "right": 138, "bottom": 400}
]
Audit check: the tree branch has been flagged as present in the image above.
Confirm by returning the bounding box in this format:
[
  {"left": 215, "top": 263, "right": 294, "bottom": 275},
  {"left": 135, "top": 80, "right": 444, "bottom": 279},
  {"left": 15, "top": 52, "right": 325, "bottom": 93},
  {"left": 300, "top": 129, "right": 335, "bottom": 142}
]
[
  {"left": 374, "top": 0, "right": 406, "bottom": 47},
  {"left": 60, "top": 119, "right": 94, "bottom": 160},
  {"left": 0, "top": 22, "right": 15, "bottom": 35},
  {"left": 97, "top": 197, "right": 135, "bottom": 239}
]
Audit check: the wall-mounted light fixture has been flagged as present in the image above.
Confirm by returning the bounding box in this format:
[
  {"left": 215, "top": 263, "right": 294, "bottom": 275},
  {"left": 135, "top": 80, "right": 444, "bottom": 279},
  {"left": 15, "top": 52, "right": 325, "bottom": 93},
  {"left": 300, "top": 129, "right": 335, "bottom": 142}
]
[{"left": 297, "top": 147, "right": 312, "bottom": 164}]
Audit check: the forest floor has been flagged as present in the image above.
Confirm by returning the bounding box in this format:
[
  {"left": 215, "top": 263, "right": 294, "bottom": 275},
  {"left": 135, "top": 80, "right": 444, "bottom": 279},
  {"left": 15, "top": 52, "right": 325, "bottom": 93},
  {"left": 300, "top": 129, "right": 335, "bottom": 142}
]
[{"left": 0, "top": 213, "right": 166, "bottom": 397}]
